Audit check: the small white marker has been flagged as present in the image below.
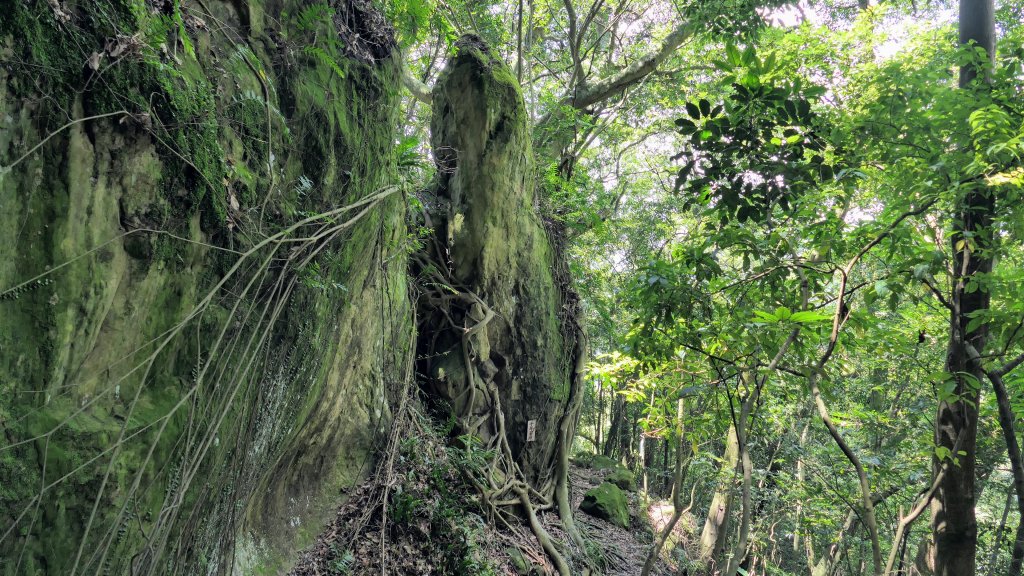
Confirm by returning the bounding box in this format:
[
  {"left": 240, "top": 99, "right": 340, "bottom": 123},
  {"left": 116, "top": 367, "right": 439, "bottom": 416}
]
[{"left": 527, "top": 419, "right": 537, "bottom": 442}]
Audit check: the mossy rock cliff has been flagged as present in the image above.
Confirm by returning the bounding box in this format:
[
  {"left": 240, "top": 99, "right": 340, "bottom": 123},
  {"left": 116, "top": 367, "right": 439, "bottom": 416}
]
[{"left": 0, "top": 0, "right": 410, "bottom": 573}]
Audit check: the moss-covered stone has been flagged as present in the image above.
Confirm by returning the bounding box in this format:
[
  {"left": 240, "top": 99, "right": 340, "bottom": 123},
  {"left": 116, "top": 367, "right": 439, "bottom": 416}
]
[
  {"left": 580, "top": 482, "right": 630, "bottom": 528},
  {"left": 590, "top": 454, "right": 622, "bottom": 471},
  {"left": 419, "top": 34, "right": 585, "bottom": 492},
  {"left": 605, "top": 467, "right": 637, "bottom": 492}
]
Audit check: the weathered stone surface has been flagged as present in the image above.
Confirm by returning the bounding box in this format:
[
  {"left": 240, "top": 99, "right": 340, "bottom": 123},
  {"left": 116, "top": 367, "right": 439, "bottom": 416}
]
[
  {"left": 0, "top": 1, "right": 409, "bottom": 573},
  {"left": 605, "top": 467, "right": 637, "bottom": 492},
  {"left": 418, "top": 35, "right": 583, "bottom": 493},
  {"left": 580, "top": 482, "right": 630, "bottom": 528}
]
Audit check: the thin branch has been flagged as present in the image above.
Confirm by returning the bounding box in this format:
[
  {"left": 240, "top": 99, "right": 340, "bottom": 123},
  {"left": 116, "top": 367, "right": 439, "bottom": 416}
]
[
  {"left": 883, "top": 431, "right": 966, "bottom": 575},
  {"left": 570, "top": 21, "right": 693, "bottom": 110}
]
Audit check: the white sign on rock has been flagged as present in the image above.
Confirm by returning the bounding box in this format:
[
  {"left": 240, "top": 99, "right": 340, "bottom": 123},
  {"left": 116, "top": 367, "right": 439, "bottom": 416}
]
[{"left": 526, "top": 419, "right": 537, "bottom": 442}]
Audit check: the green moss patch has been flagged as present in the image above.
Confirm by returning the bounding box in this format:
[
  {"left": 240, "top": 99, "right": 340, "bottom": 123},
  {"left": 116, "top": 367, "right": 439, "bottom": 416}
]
[
  {"left": 579, "top": 482, "right": 629, "bottom": 528},
  {"left": 605, "top": 467, "right": 637, "bottom": 492},
  {"left": 589, "top": 454, "right": 622, "bottom": 471},
  {"left": 0, "top": 0, "right": 409, "bottom": 574}
]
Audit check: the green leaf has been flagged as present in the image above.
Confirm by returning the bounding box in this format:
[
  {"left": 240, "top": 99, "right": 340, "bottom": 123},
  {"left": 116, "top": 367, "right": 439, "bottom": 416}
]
[
  {"left": 726, "top": 43, "right": 742, "bottom": 66},
  {"left": 805, "top": 86, "right": 826, "bottom": 99},
  {"left": 741, "top": 45, "right": 756, "bottom": 66},
  {"left": 790, "top": 311, "right": 832, "bottom": 324},
  {"left": 699, "top": 99, "right": 711, "bottom": 117},
  {"left": 965, "top": 315, "right": 987, "bottom": 334}
]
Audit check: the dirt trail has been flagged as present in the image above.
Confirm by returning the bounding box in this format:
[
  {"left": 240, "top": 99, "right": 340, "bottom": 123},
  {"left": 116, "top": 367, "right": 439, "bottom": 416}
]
[
  {"left": 289, "top": 453, "right": 679, "bottom": 575},
  {"left": 569, "top": 465, "right": 677, "bottom": 576}
]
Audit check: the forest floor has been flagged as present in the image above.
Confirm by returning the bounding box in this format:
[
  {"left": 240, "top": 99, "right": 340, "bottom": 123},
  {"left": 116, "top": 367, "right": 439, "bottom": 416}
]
[
  {"left": 290, "top": 450, "right": 679, "bottom": 575},
  {"left": 567, "top": 464, "right": 678, "bottom": 576}
]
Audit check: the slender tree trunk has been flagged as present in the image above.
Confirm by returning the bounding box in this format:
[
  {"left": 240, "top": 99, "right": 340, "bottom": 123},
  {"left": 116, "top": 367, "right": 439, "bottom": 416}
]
[
  {"left": 605, "top": 395, "right": 624, "bottom": 457},
  {"left": 642, "top": 398, "right": 692, "bottom": 576},
  {"left": 815, "top": 510, "right": 858, "bottom": 576},
  {"left": 700, "top": 423, "right": 740, "bottom": 572},
  {"left": 596, "top": 381, "right": 604, "bottom": 453},
  {"left": 810, "top": 372, "right": 883, "bottom": 575},
  {"left": 932, "top": 3, "right": 995, "bottom": 574},
  {"left": 663, "top": 437, "right": 671, "bottom": 494},
  {"left": 968, "top": 347, "right": 1024, "bottom": 575},
  {"left": 642, "top": 390, "right": 655, "bottom": 494},
  {"left": 640, "top": 429, "right": 648, "bottom": 494},
  {"left": 795, "top": 416, "right": 815, "bottom": 570},
  {"left": 724, "top": 370, "right": 765, "bottom": 576},
  {"left": 627, "top": 403, "right": 639, "bottom": 465},
  {"left": 515, "top": 0, "right": 524, "bottom": 82},
  {"left": 987, "top": 484, "right": 1014, "bottom": 574},
  {"left": 723, "top": 409, "right": 755, "bottom": 576}
]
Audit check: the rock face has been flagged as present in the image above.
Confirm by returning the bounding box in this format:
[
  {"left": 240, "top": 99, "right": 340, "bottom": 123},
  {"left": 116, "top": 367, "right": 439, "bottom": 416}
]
[
  {"left": 0, "top": 0, "right": 409, "bottom": 573},
  {"left": 580, "top": 482, "right": 630, "bottom": 528},
  {"left": 417, "top": 34, "right": 584, "bottom": 495},
  {"left": 0, "top": 7, "right": 581, "bottom": 575}
]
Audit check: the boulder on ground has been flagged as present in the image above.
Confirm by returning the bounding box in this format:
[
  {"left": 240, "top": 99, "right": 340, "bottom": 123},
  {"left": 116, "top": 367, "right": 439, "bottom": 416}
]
[
  {"left": 590, "top": 454, "right": 621, "bottom": 470},
  {"left": 605, "top": 467, "right": 637, "bottom": 492},
  {"left": 580, "top": 482, "right": 630, "bottom": 528}
]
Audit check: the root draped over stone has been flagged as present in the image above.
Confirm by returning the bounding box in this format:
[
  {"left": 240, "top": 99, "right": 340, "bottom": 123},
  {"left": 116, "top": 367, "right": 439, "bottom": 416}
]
[{"left": 412, "top": 34, "right": 588, "bottom": 573}]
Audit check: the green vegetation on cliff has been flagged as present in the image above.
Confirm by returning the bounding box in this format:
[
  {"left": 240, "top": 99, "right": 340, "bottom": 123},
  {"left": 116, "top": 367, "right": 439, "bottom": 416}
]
[{"left": 0, "top": 1, "right": 412, "bottom": 573}]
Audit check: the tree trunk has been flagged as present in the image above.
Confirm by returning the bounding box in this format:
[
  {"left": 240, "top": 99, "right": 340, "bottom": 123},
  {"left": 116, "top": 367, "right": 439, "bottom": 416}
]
[
  {"left": 700, "top": 423, "right": 740, "bottom": 572},
  {"left": 605, "top": 394, "right": 624, "bottom": 457},
  {"left": 932, "top": 2, "right": 995, "bottom": 574},
  {"left": 987, "top": 484, "right": 1014, "bottom": 573},
  {"left": 664, "top": 436, "right": 672, "bottom": 494},
  {"left": 628, "top": 403, "right": 640, "bottom": 465},
  {"left": 811, "top": 372, "right": 882, "bottom": 575},
  {"left": 724, "top": 371, "right": 770, "bottom": 576},
  {"left": 723, "top": 417, "right": 754, "bottom": 576},
  {"left": 640, "top": 428, "right": 649, "bottom": 494},
  {"left": 968, "top": 346, "right": 1024, "bottom": 575},
  {"left": 795, "top": 416, "right": 815, "bottom": 570},
  {"left": 641, "top": 398, "right": 691, "bottom": 576}
]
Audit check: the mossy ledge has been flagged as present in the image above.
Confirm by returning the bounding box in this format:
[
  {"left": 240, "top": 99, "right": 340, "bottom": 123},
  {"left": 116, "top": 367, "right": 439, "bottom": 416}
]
[{"left": 0, "top": 0, "right": 409, "bottom": 574}]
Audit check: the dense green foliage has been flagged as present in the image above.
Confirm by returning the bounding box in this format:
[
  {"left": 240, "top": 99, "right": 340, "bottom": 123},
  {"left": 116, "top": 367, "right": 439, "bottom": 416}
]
[{"left": 388, "top": 0, "right": 1024, "bottom": 572}]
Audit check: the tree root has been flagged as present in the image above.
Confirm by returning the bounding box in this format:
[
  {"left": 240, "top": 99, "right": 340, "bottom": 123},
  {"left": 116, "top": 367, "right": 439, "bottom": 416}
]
[
  {"left": 515, "top": 484, "right": 571, "bottom": 576},
  {"left": 413, "top": 260, "right": 587, "bottom": 574}
]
